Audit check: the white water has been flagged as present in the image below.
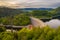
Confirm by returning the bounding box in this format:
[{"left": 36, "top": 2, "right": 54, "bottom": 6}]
[
  {"left": 45, "top": 19, "right": 60, "bottom": 28},
  {"left": 30, "top": 17, "right": 60, "bottom": 28}
]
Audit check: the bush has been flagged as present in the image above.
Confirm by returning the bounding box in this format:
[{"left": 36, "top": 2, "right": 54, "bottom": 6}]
[{"left": 0, "top": 25, "right": 6, "bottom": 32}]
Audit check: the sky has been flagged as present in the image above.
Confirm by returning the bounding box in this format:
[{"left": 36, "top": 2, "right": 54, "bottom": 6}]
[{"left": 0, "top": 0, "right": 60, "bottom": 8}]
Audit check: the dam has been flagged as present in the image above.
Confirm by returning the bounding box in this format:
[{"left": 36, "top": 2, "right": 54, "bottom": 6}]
[
  {"left": 2, "top": 17, "right": 60, "bottom": 32},
  {"left": 30, "top": 17, "right": 47, "bottom": 28},
  {"left": 4, "top": 17, "right": 47, "bottom": 31}
]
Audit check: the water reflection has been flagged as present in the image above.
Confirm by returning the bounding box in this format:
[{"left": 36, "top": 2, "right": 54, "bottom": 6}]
[{"left": 45, "top": 19, "right": 60, "bottom": 28}]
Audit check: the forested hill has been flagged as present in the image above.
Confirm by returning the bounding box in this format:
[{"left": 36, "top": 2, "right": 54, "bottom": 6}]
[
  {"left": 0, "top": 7, "right": 23, "bottom": 17},
  {"left": 0, "top": 6, "right": 60, "bottom": 18},
  {"left": 0, "top": 7, "right": 53, "bottom": 17},
  {"left": 0, "top": 7, "right": 60, "bottom": 26}
]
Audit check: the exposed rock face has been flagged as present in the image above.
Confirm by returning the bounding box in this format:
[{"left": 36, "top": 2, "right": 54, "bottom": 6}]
[{"left": 30, "top": 17, "right": 47, "bottom": 28}]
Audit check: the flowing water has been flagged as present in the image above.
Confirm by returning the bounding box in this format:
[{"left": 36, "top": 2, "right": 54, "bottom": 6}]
[
  {"left": 45, "top": 19, "right": 60, "bottom": 28},
  {"left": 30, "top": 17, "right": 60, "bottom": 28}
]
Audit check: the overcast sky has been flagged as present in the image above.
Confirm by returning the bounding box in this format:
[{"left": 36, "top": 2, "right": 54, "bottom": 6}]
[{"left": 0, "top": 0, "right": 60, "bottom": 8}]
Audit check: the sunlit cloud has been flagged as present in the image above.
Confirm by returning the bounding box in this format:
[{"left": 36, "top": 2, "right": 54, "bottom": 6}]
[{"left": 0, "top": 0, "right": 60, "bottom": 8}]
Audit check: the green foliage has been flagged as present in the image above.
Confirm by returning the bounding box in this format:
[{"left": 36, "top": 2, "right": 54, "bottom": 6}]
[
  {"left": 0, "top": 25, "right": 6, "bottom": 32},
  {"left": 0, "top": 26, "right": 60, "bottom": 40},
  {"left": 0, "top": 14, "right": 31, "bottom": 26},
  {"left": 17, "top": 26, "right": 60, "bottom": 40},
  {"left": 13, "top": 14, "right": 31, "bottom": 26},
  {"left": 0, "top": 32, "right": 14, "bottom": 40}
]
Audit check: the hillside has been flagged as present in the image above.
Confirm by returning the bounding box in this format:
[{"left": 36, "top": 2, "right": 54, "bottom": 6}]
[{"left": 0, "top": 7, "right": 23, "bottom": 17}]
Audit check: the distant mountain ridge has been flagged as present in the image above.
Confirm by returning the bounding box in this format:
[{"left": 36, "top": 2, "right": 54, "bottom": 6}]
[{"left": 19, "top": 8, "right": 53, "bottom": 11}]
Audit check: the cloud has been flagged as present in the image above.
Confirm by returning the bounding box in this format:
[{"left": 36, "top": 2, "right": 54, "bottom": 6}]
[
  {"left": 0, "top": 1, "right": 19, "bottom": 8},
  {"left": 50, "top": 2, "right": 60, "bottom": 8},
  {"left": 0, "top": 0, "right": 16, "bottom": 1},
  {"left": 17, "top": 0, "right": 60, "bottom": 8},
  {"left": 0, "top": 0, "right": 60, "bottom": 8}
]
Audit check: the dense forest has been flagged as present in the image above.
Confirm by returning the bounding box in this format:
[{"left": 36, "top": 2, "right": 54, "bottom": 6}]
[
  {"left": 0, "top": 26, "right": 60, "bottom": 40},
  {"left": 0, "top": 7, "right": 60, "bottom": 26}
]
